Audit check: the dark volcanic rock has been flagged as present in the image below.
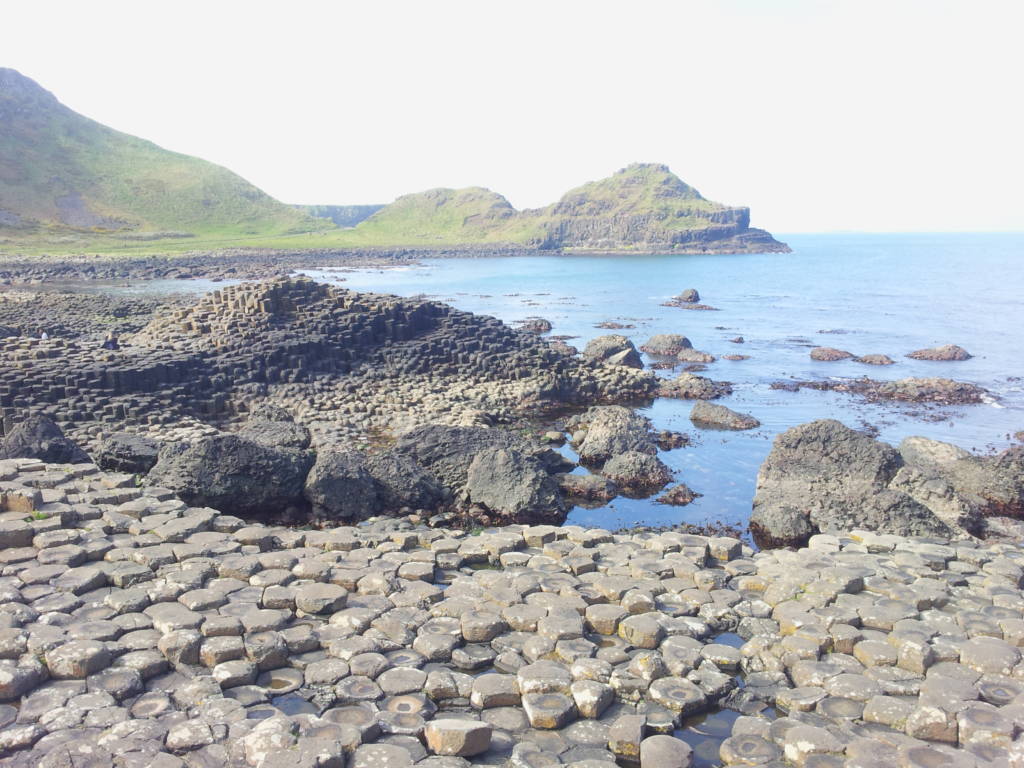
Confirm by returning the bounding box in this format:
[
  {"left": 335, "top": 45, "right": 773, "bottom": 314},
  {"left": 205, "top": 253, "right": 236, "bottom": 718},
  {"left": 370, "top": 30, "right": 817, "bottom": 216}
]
[
  {"left": 771, "top": 376, "right": 988, "bottom": 405},
  {"left": 364, "top": 453, "right": 447, "bottom": 513},
  {"left": 304, "top": 450, "right": 381, "bottom": 520},
  {"left": 601, "top": 451, "right": 673, "bottom": 494},
  {"left": 856, "top": 354, "right": 895, "bottom": 366},
  {"left": 96, "top": 432, "right": 160, "bottom": 474},
  {"left": 810, "top": 347, "right": 854, "bottom": 362},
  {"left": 640, "top": 334, "right": 692, "bottom": 356},
  {"left": 583, "top": 335, "right": 643, "bottom": 369},
  {"left": 750, "top": 419, "right": 953, "bottom": 548},
  {"left": 238, "top": 419, "right": 311, "bottom": 450},
  {"left": 465, "top": 446, "right": 565, "bottom": 523},
  {"left": 0, "top": 414, "right": 90, "bottom": 464},
  {"left": 147, "top": 434, "right": 313, "bottom": 518},
  {"left": 689, "top": 401, "right": 760, "bottom": 431},
  {"left": 907, "top": 344, "right": 972, "bottom": 361},
  {"left": 566, "top": 406, "right": 658, "bottom": 464},
  {"left": 657, "top": 373, "right": 732, "bottom": 400},
  {"left": 655, "top": 483, "right": 701, "bottom": 506},
  {"left": 556, "top": 473, "right": 618, "bottom": 502}
]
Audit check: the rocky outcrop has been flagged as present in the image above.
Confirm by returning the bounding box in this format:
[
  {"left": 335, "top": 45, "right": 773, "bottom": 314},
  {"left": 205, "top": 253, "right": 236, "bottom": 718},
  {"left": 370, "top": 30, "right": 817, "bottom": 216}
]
[
  {"left": 95, "top": 431, "right": 160, "bottom": 474},
  {"left": 147, "top": 434, "right": 313, "bottom": 518},
  {"left": 583, "top": 335, "right": 643, "bottom": 369},
  {"left": 640, "top": 334, "right": 692, "bottom": 356},
  {"left": 515, "top": 317, "right": 553, "bottom": 334},
  {"left": 601, "top": 450, "right": 673, "bottom": 494},
  {"left": 856, "top": 354, "right": 894, "bottom": 365},
  {"left": 465, "top": 446, "right": 565, "bottom": 523},
  {"left": 656, "top": 483, "right": 701, "bottom": 506},
  {"left": 303, "top": 449, "right": 380, "bottom": 520},
  {"left": 810, "top": 347, "right": 854, "bottom": 362},
  {"left": 657, "top": 373, "right": 732, "bottom": 400},
  {"left": 750, "top": 419, "right": 1024, "bottom": 548},
  {"left": 689, "top": 401, "right": 760, "bottom": 431},
  {"left": 908, "top": 344, "right": 972, "bottom": 361},
  {"left": 0, "top": 414, "right": 90, "bottom": 464},
  {"left": 771, "top": 376, "right": 988, "bottom": 405},
  {"left": 566, "top": 406, "right": 658, "bottom": 464},
  {"left": 676, "top": 348, "right": 715, "bottom": 364}
]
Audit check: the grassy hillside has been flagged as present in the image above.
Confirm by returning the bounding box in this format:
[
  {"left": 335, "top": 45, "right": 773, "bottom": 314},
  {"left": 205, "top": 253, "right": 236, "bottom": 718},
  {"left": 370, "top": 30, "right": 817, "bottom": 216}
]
[{"left": 0, "top": 68, "right": 320, "bottom": 244}]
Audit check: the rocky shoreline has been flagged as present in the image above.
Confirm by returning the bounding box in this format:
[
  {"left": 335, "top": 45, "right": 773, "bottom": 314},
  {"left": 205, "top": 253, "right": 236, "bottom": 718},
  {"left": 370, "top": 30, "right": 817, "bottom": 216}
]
[{"left": 0, "top": 457, "right": 1021, "bottom": 767}]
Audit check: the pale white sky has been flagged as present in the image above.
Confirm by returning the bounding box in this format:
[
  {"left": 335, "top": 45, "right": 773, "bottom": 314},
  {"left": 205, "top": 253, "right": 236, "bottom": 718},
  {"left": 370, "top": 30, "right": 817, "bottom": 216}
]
[{"left": 6, "top": 0, "right": 1023, "bottom": 232}]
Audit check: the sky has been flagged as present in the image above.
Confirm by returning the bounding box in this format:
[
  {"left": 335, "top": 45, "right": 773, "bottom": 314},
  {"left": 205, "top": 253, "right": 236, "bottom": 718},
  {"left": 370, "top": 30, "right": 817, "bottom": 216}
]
[{"left": 5, "top": 0, "right": 1023, "bottom": 232}]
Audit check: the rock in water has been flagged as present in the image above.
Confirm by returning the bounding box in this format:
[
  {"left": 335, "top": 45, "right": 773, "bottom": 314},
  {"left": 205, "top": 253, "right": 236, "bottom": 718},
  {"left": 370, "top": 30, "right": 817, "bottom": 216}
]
[
  {"left": 676, "top": 289, "right": 700, "bottom": 303},
  {"left": 567, "top": 406, "right": 658, "bottom": 464},
  {"left": 304, "top": 450, "right": 380, "bottom": 520},
  {"left": 907, "top": 344, "right": 972, "bottom": 361},
  {"left": 602, "top": 451, "right": 673, "bottom": 494},
  {"left": 96, "top": 432, "right": 160, "bottom": 474},
  {"left": 657, "top": 373, "right": 732, "bottom": 400},
  {"left": 689, "top": 401, "right": 760, "bottom": 431},
  {"left": 465, "top": 446, "right": 565, "bottom": 523},
  {"left": 676, "top": 348, "right": 715, "bottom": 363},
  {"left": 810, "top": 347, "right": 854, "bottom": 362},
  {"left": 656, "top": 483, "right": 701, "bottom": 506},
  {"left": 147, "top": 434, "right": 312, "bottom": 518},
  {"left": 583, "top": 335, "right": 643, "bottom": 368},
  {"left": 640, "top": 334, "right": 692, "bottom": 355},
  {"left": 0, "top": 414, "right": 90, "bottom": 464},
  {"left": 750, "top": 419, "right": 952, "bottom": 548},
  {"left": 856, "top": 354, "right": 895, "bottom": 365}
]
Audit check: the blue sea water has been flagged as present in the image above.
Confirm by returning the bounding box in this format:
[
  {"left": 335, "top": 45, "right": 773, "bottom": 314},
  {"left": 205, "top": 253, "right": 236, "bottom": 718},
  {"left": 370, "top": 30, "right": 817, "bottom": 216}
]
[{"left": 301, "top": 233, "right": 1024, "bottom": 532}]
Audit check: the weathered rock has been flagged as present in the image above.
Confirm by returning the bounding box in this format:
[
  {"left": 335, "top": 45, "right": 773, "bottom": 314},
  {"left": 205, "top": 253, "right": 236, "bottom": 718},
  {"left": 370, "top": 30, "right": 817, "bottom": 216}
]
[
  {"left": 657, "top": 373, "right": 732, "bottom": 400},
  {"left": 239, "top": 419, "right": 311, "bottom": 450},
  {"left": 557, "top": 472, "right": 618, "bottom": 502},
  {"left": 364, "top": 453, "right": 446, "bottom": 512},
  {"left": 750, "top": 419, "right": 953, "bottom": 548},
  {"left": 602, "top": 451, "right": 672, "bottom": 494},
  {"left": 95, "top": 432, "right": 160, "bottom": 474},
  {"left": 1, "top": 414, "right": 90, "bottom": 464},
  {"left": 583, "top": 335, "right": 643, "bottom": 369},
  {"left": 640, "top": 334, "right": 692, "bottom": 356},
  {"left": 424, "top": 719, "right": 492, "bottom": 756},
  {"left": 856, "top": 354, "right": 895, "bottom": 366},
  {"left": 907, "top": 344, "right": 972, "bottom": 361},
  {"left": 676, "top": 289, "right": 700, "bottom": 304},
  {"left": 303, "top": 450, "right": 381, "bottom": 521},
  {"left": 810, "top": 347, "right": 854, "bottom": 362},
  {"left": 689, "top": 401, "right": 759, "bottom": 431},
  {"left": 465, "top": 446, "right": 565, "bottom": 523},
  {"left": 568, "top": 406, "right": 658, "bottom": 464},
  {"left": 676, "top": 348, "right": 715, "bottom": 364},
  {"left": 655, "top": 483, "right": 701, "bottom": 506}
]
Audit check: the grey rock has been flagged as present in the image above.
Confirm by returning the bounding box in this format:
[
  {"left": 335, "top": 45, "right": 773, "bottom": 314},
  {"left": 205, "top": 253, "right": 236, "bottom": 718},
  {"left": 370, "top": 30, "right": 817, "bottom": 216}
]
[
  {"left": 689, "top": 401, "right": 760, "bottom": 430},
  {"left": 583, "top": 335, "right": 643, "bottom": 369},
  {"left": 1, "top": 414, "right": 90, "bottom": 464},
  {"left": 465, "top": 446, "right": 565, "bottom": 524},
  {"left": 95, "top": 432, "right": 160, "bottom": 474}
]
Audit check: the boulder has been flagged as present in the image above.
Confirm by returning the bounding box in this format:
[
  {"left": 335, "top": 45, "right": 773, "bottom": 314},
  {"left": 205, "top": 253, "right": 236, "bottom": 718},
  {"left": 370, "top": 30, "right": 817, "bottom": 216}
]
[
  {"left": 657, "top": 373, "right": 732, "bottom": 400},
  {"left": 556, "top": 472, "right": 618, "bottom": 502},
  {"left": 640, "top": 334, "right": 692, "bottom": 356},
  {"left": 908, "top": 344, "right": 972, "bottom": 361},
  {"left": 147, "top": 434, "right": 313, "bottom": 518},
  {"left": 676, "top": 348, "right": 715, "bottom": 363},
  {"left": 96, "top": 432, "right": 160, "bottom": 474},
  {"left": 655, "top": 483, "right": 701, "bottom": 506},
  {"left": 239, "top": 420, "right": 311, "bottom": 450},
  {"left": 602, "top": 451, "right": 673, "bottom": 494},
  {"left": 689, "top": 401, "right": 760, "bottom": 430},
  {"left": 874, "top": 377, "right": 986, "bottom": 404},
  {"left": 465, "top": 446, "right": 565, "bottom": 523},
  {"left": 516, "top": 317, "right": 552, "bottom": 334},
  {"left": 583, "top": 335, "right": 643, "bottom": 368},
  {"left": 810, "top": 347, "right": 854, "bottom": 362},
  {"left": 0, "top": 414, "right": 90, "bottom": 464},
  {"left": 676, "top": 289, "right": 700, "bottom": 303},
  {"left": 566, "top": 406, "right": 657, "bottom": 464},
  {"left": 856, "top": 354, "right": 895, "bottom": 366},
  {"left": 304, "top": 450, "right": 381, "bottom": 521},
  {"left": 364, "top": 453, "right": 446, "bottom": 512},
  {"left": 750, "top": 420, "right": 953, "bottom": 548}
]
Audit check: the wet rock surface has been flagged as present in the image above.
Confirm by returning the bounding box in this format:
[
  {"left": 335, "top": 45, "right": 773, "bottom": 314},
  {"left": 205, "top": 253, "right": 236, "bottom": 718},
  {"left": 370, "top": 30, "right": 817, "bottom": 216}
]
[
  {"left": 0, "top": 458, "right": 1021, "bottom": 766},
  {"left": 908, "top": 344, "right": 973, "bottom": 362},
  {"left": 771, "top": 377, "right": 990, "bottom": 405}
]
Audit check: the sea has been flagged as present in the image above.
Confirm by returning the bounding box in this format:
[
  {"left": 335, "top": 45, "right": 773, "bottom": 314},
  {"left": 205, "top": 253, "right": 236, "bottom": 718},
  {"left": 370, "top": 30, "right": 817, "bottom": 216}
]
[{"left": 78, "top": 233, "right": 1024, "bottom": 534}]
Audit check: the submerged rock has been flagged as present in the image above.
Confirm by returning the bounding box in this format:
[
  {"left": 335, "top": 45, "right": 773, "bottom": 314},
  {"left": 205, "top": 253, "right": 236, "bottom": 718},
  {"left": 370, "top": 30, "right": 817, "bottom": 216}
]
[
  {"left": 856, "top": 354, "right": 895, "bottom": 365},
  {"left": 0, "top": 414, "right": 90, "bottom": 464},
  {"left": 907, "top": 344, "right": 972, "bottom": 361},
  {"left": 689, "top": 401, "right": 760, "bottom": 431},
  {"left": 147, "top": 434, "right": 313, "bottom": 518}
]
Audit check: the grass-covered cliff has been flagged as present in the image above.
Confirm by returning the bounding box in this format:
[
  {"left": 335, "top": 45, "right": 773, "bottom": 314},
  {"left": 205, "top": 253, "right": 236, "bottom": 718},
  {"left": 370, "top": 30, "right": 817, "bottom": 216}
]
[{"left": 0, "top": 69, "right": 786, "bottom": 256}]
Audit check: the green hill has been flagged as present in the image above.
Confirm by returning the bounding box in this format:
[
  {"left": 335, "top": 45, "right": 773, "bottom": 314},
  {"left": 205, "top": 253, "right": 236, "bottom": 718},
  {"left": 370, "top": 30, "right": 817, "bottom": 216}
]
[{"left": 0, "top": 68, "right": 319, "bottom": 242}]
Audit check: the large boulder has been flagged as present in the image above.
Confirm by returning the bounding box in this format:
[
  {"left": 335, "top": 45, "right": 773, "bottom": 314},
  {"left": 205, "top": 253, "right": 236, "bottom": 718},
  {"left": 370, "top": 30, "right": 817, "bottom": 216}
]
[
  {"left": 750, "top": 420, "right": 952, "bottom": 548},
  {"left": 583, "top": 335, "right": 643, "bottom": 369},
  {"left": 147, "top": 434, "right": 313, "bottom": 518},
  {"left": 363, "top": 453, "right": 447, "bottom": 512},
  {"left": 602, "top": 451, "right": 673, "bottom": 494},
  {"left": 640, "top": 334, "right": 692, "bottom": 356},
  {"left": 465, "top": 446, "right": 565, "bottom": 523},
  {"left": 810, "top": 347, "right": 854, "bottom": 362},
  {"left": 238, "top": 404, "right": 311, "bottom": 450},
  {"left": 907, "top": 344, "right": 972, "bottom": 361},
  {"left": 566, "top": 406, "right": 657, "bottom": 464},
  {"left": 303, "top": 450, "right": 381, "bottom": 520},
  {"left": 0, "top": 414, "right": 90, "bottom": 464},
  {"left": 96, "top": 432, "right": 160, "bottom": 474},
  {"left": 689, "top": 401, "right": 759, "bottom": 431}
]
